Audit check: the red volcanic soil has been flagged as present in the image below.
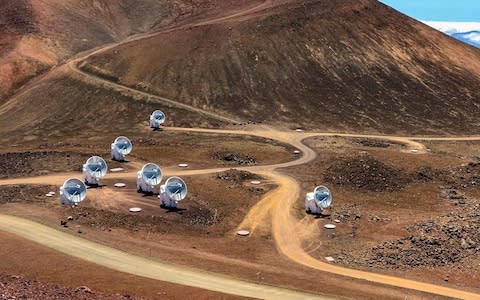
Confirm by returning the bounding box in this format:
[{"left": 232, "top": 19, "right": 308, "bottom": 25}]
[
  {"left": 82, "top": 0, "right": 480, "bottom": 134},
  {"left": 0, "top": 231, "right": 243, "bottom": 300},
  {"left": 0, "top": 0, "right": 262, "bottom": 102}
]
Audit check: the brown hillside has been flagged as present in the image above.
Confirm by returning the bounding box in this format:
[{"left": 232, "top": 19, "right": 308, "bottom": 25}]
[
  {"left": 0, "top": 0, "right": 170, "bottom": 101},
  {"left": 0, "top": 0, "right": 261, "bottom": 102},
  {"left": 82, "top": 0, "right": 480, "bottom": 134}
]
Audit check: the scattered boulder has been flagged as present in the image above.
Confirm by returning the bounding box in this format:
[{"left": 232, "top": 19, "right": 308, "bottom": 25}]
[
  {"left": 75, "top": 286, "right": 92, "bottom": 294},
  {"left": 212, "top": 152, "right": 257, "bottom": 165},
  {"left": 345, "top": 203, "right": 480, "bottom": 269}
]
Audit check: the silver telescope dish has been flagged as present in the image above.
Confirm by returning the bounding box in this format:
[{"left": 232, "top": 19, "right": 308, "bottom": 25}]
[
  {"left": 305, "top": 185, "right": 332, "bottom": 215},
  {"left": 150, "top": 110, "right": 165, "bottom": 129},
  {"left": 159, "top": 177, "right": 188, "bottom": 208},
  {"left": 314, "top": 186, "right": 332, "bottom": 209},
  {"left": 137, "top": 163, "right": 163, "bottom": 193},
  {"left": 60, "top": 178, "right": 87, "bottom": 205},
  {"left": 111, "top": 136, "right": 132, "bottom": 161},
  {"left": 83, "top": 156, "right": 108, "bottom": 185}
]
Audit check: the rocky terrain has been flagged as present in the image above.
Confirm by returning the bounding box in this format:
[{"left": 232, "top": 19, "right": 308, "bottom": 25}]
[
  {"left": 324, "top": 156, "right": 411, "bottom": 192},
  {"left": 340, "top": 202, "right": 480, "bottom": 269},
  {"left": 332, "top": 159, "right": 480, "bottom": 269},
  {"left": 212, "top": 152, "right": 257, "bottom": 165},
  {"left": 0, "top": 151, "right": 91, "bottom": 178},
  {"left": 0, "top": 274, "right": 139, "bottom": 300}
]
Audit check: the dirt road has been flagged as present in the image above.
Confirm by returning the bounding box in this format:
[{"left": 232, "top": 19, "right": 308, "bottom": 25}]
[{"left": 0, "top": 214, "right": 327, "bottom": 300}]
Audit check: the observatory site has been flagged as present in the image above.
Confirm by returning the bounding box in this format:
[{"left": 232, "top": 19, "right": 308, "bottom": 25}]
[{"left": 1, "top": 0, "right": 480, "bottom": 299}]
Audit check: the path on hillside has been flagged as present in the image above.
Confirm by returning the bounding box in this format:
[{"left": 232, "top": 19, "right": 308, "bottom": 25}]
[
  {"left": 0, "top": 0, "right": 274, "bottom": 120},
  {"left": 1, "top": 0, "right": 480, "bottom": 298}
]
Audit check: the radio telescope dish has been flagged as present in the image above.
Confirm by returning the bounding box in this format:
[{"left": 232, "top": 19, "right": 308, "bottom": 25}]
[
  {"left": 137, "top": 163, "right": 163, "bottom": 193},
  {"left": 111, "top": 136, "right": 132, "bottom": 161},
  {"left": 83, "top": 156, "right": 108, "bottom": 185},
  {"left": 60, "top": 178, "right": 87, "bottom": 205},
  {"left": 159, "top": 177, "right": 187, "bottom": 208},
  {"left": 314, "top": 186, "right": 332, "bottom": 209},
  {"left": 150, "top": 110, "right": 165, "bottom": 129},
  {"left": 305, "top": 186, "right": 332, "bottom": 215}
]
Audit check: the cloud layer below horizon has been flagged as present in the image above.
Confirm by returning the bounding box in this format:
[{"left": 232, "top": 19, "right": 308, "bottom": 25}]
[{"left": 422, "top": 21, "right": 480, "bottom": 48}]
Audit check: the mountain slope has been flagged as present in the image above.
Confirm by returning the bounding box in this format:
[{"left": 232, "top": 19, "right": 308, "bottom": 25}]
[
  {"left": 0, "top": 0, "right": 262, "bottom": 102},
  {"left": 81, "top": 0, "right": 480, "bottom": 134},
  {"left": 0, "top": 0, "right": 178, "bottom": 101}
]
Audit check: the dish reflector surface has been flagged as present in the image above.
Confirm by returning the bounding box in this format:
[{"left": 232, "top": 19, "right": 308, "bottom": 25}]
[
  {"left": 62, "top": 179, "right": 87, "bottom": 204},
  {"left": 141, "top": 163, "right": 163, "bottom": 186},
  {"left": 165, "top": 177, "right": 187, "bottom": 201},
  {"left": 151, "top": 110, "right": 165, "bottom": 123},
  {"left": 314, "top": 186, "right": 332, "bottom": 209},
  {"left": 85, "top": 156, "right": 108, "bottom": 178},
  {"left": 113, "top": 136, "right": 132, "bottom": 155}
]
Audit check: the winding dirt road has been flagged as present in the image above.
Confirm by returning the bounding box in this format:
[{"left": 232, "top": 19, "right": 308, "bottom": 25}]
[
  {"left": 2, "top": 126, "right": 480, "bottom": 299},
  {"left": 2, "top": 0, "right": 480, "bottom": 299}
]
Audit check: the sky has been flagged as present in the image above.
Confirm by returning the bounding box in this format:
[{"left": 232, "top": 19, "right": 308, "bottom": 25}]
[{"left": 379, "top": 0, "right": 480, "bottom": 22}]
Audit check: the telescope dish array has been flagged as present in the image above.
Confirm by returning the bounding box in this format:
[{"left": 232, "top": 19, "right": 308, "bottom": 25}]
[
  {"left": 60, "top": 178, "right": 87, "bottom": 205},
  {"left": 50, "top": 112, "right": 196, "bottom": 212},
  {"left": 83, "top": 156, "right": 108, "bottom": 185},
  {"left": 111, "top": 136, "right": 132, "bottom": 161},
  {"left": 150, "top": 110, "right": 166, "bottom": 129},
  {"left": 305, "top": 185, "right": 332, "bottom": 215}
]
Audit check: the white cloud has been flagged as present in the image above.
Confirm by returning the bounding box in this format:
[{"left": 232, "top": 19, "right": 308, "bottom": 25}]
[
  {"left": 421, "top": 21, "right": 480, "bottom": 47},
  {"left": 421, "top": 21, "right": 480, "bottom": 34},
  {"left": 458, "top": 31, "right": 480, "bottom": 43}
]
